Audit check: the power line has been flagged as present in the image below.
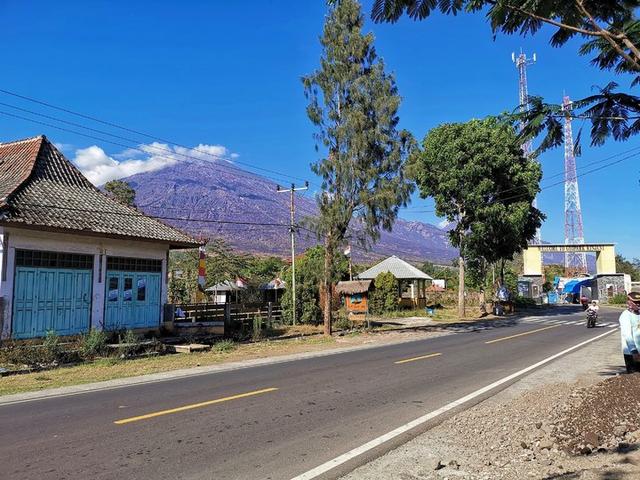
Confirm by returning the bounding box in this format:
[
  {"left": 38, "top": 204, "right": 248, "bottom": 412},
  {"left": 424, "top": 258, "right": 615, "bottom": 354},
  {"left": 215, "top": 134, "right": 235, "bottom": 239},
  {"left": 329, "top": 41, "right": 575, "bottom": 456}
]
[
  {"left": 15, "top": 203, "right": 292, "bottom": 227},
  {"left": 0, "top": 109, "right": 305, "bottom": 188},
  {"left": 0, "top": 87, "right": 316, "bottom": 186}
]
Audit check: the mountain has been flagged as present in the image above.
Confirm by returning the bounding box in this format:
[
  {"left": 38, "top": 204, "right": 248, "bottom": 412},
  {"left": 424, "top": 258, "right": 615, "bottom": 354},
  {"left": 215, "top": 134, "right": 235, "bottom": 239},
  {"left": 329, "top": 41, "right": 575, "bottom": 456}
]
[{"left": 121, "top": 160, "right": 457, "bottom": 263}]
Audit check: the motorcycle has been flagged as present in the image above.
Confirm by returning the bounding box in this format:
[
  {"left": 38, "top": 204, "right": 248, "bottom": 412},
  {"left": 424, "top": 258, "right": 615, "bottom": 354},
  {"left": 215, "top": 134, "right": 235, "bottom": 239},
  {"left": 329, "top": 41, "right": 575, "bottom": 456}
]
[{"left": 586, "top": 309, "right": 598, "bottom": 328}]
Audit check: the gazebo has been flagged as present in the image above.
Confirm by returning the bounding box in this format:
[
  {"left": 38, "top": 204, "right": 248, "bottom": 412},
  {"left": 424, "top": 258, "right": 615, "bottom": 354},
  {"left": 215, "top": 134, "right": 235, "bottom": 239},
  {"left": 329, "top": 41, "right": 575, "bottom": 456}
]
[{"left": 356, "top": 255, "right": 432, "bottom": 308}]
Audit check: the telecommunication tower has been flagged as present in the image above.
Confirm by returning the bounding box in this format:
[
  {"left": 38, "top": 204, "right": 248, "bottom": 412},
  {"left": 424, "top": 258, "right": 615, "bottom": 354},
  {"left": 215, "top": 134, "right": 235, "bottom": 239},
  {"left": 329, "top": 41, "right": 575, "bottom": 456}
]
[
  {"left": 562, "top": 95, "right": 588, "bottom": 275},
  {"left": 512, "top": 50, "right": 541, "bottom": 243}
]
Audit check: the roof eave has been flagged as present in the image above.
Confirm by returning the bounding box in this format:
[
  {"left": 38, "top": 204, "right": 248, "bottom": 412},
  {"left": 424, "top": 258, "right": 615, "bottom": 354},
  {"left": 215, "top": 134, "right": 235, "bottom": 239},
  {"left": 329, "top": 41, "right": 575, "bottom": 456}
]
[{"left": 0, "top": 221, "right": 200, "bottom": 249}]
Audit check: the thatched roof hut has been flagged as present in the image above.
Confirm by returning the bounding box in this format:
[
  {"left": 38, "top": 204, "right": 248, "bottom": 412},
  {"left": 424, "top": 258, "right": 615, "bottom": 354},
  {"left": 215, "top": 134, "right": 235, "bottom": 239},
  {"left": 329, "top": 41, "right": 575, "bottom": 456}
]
[{"left": 335, "top": 280, "right": 372, "bottom": 295}]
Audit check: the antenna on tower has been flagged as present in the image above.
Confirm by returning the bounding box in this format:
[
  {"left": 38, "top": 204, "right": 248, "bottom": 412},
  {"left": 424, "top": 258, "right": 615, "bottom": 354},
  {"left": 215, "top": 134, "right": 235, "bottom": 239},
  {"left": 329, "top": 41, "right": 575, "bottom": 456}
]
[
  {"left": 512, "top": 50, "right": 540, "bottom": 243},
  {"left": 562, "top": 95, "right": 588, "bottom": 275}
]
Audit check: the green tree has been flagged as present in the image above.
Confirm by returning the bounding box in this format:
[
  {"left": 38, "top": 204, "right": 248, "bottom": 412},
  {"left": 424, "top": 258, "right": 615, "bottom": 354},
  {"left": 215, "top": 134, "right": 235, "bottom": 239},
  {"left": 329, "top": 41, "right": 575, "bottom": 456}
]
[
  {"left": 370, "top": 0, "right": 640, "bottom": 153},
  {"left": 303, "top": 0, "right": 414, "bottom": 335},
  {"left": 544, "top": 264, "right": 565, "bottom": 285},
  {"left": 420, "top": 261, "right": 458, "bottom": 291},
  {"left": 281, "top": 246, "right": 349, "bottom": 324},
  {"left": 104, "top": 180, "right": 136, "bottom": 206},
  {"left": 370, "top": 271, "right": 399, "bottom": 314},
  {"left": 616, "top": 254, "right": 640, "bottom": 281},
  {"left": 410, "top": 117, "right": 543, "bottom": 317}
]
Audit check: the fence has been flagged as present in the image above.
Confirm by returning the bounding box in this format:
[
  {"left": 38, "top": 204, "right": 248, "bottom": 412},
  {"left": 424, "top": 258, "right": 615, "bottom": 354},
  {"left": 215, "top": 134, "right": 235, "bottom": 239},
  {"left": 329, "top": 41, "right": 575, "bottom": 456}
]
[{"left": 170, "top": 302, "right": 284, "bottom": 334}]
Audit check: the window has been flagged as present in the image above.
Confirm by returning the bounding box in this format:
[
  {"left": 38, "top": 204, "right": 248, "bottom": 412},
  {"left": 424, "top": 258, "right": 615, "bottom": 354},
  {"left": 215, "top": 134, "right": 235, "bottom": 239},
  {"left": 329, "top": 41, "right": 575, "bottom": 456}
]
[
  {"left": 108, "top": 277, "right": 119, "bottom": 302},
  {"left": 16, "top": 249, "right": 93, "bottom": 269},
  {"left": 106, "top": 256, "right": 161, "bottom": 272},
  {"left": 137, "top": 278, "right": 146, "bottom": 301},
  {"left": 123, "top": 277, "right": 133, "bottom": 301}
]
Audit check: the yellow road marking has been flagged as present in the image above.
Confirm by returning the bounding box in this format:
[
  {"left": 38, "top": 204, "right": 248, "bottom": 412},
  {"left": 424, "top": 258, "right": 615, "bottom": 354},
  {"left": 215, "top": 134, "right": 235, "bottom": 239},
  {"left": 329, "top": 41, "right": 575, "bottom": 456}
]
[
  {"left": 485, "top": 325, "right": 560, "bottom": 345},
  {"left": 394, "top": 352, "right": 442, "bottom": 365},
  {"left": 114, "top": 387, "right": 278, "bottom": 425}
]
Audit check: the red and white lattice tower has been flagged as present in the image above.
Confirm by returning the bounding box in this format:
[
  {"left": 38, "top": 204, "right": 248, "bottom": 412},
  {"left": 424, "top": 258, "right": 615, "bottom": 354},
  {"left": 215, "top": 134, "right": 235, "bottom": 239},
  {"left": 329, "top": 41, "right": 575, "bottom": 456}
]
[
  {"left": 512, "top": 50, "right": 540, "bottom": 243},
  {"left": 562, "top": 95, "right": 588, "bottom": 275}
]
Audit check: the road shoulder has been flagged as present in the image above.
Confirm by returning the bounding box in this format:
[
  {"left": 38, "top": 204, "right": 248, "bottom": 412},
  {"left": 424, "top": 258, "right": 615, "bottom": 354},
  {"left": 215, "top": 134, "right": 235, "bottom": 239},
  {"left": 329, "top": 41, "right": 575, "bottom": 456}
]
[{"left": 342, "top": 331, "right": 640, "bottom": 479}]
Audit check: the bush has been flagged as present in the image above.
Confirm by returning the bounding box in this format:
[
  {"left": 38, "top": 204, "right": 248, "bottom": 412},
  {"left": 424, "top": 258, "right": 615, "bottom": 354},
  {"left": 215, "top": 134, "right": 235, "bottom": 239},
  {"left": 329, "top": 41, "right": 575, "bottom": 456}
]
[
  {"left": 0, "top": 332, "right": 66, "bottom": 368},
  {"left": 80, "top": 329, "right": 108, "bottom": 359},
  {"left": 514, "top": 296, "right": 537, "bottom": 308},
  {"left": 213, "top": 339, "right": 236, "bottom": 353},
  {"left": 333, "top": 309, "right": 352, "bottom": 331},
  {"left": 42, "top": 330, "right": 62, "bottom": 364},
  {"left": 610, "top": 293, "right": 628, "bottom": 305},
  {"left": 117, "top": 330, "right": 138, "bottom": 358},
  {"left": 252, "top": 315, "right": 264, "bottom": 341},
  {"left": 370, "top": 272, "right": 399, "bottom": 315}
]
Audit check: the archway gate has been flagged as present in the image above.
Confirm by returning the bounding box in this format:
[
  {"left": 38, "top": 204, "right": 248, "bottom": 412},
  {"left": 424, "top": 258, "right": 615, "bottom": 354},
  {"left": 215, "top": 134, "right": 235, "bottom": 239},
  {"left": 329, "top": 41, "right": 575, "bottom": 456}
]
[{"left": 520, "top": 243, "right": 624, "bottom": 303}]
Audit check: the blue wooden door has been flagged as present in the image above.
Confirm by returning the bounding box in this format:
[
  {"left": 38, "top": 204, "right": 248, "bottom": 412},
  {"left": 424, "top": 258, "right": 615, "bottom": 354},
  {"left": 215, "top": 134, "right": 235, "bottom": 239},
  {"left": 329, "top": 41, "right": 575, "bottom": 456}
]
[
  {"left": 104, "top": 271, "right": 161, "bottom": 330},
  {"left": 13, "top": 267, "right": 92, "bottom": 339}
]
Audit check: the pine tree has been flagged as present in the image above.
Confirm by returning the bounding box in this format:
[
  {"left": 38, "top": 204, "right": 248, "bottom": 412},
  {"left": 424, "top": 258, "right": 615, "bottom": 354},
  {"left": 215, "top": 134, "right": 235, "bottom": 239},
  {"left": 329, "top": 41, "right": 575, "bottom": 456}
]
[{"left": 303, "top": 0, "right": 414, "bottom": 335}]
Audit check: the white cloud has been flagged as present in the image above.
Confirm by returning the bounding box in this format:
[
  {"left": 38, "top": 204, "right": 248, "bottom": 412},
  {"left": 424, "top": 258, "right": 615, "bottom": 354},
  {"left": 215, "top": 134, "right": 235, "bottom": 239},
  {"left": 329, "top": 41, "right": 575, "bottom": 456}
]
[{"left": 72, "top": 142, "right": 237, "bottom": 185}]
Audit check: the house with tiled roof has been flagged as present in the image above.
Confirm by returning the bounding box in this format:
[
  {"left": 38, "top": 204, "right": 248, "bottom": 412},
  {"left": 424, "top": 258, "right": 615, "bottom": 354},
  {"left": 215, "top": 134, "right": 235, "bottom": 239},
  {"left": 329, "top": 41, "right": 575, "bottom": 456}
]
[{"left": 0, "top": 135, "right": 200, "bottom": 339}]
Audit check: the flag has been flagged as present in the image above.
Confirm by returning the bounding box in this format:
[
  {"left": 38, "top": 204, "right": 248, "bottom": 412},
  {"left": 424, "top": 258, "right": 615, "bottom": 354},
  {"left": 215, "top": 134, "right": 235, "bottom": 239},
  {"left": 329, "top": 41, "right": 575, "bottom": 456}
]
[{"left": 197, "top": 245, "right": 206, "bottom": 292}]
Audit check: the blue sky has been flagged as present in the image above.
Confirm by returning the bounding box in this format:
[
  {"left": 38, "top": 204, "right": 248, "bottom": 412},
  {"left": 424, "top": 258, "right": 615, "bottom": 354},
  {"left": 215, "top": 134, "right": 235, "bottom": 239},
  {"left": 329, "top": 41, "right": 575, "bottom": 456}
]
[{"left": 0, "top": 0, "right": 637, "bottom": 258}]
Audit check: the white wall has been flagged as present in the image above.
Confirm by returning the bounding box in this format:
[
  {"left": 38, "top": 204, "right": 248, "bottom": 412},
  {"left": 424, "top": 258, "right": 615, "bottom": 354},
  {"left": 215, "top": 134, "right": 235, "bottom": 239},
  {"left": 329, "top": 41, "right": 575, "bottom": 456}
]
[{"left": 1, "top": 227, "right": 171, "bottom": 339}]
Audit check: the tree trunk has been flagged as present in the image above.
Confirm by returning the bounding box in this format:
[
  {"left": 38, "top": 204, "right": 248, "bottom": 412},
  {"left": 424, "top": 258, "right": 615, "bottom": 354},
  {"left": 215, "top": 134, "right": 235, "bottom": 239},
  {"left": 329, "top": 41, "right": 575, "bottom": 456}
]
[
  {"left": 500, "top": 259, "right": 505, "bottom": 286},
  {"left": 323, "top": 236, "right": 333, "bottom": 336},
  {"left": 479, "top": 289, "right": 487, "bottom": 316},
  {"left": 458, "top": 255, "right": 465, "bottom": 318}
]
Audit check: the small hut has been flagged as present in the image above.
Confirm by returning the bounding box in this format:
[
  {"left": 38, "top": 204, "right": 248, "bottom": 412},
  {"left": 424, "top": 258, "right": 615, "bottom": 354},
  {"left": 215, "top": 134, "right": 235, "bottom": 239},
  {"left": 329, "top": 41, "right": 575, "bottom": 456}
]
[
  {"left": 356, "top": 255, "right": 432, "bottom": 308},
  {"left": 336, "top": 280, "right": 372, "bottom": 314}
]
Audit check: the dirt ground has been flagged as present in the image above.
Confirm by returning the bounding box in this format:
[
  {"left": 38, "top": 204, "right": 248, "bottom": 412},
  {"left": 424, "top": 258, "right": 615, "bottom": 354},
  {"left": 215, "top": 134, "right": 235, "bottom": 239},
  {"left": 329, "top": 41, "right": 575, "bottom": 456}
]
[{"left": 343, "top": 333, "right": 640, "bottom": 480}]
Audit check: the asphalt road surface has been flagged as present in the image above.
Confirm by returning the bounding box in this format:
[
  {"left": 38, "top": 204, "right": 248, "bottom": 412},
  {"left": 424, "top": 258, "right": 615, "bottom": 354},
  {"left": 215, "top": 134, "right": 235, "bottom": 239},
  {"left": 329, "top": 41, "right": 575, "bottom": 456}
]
[{"left": 0, "top": 306, "right": 622, "bottom": 480}]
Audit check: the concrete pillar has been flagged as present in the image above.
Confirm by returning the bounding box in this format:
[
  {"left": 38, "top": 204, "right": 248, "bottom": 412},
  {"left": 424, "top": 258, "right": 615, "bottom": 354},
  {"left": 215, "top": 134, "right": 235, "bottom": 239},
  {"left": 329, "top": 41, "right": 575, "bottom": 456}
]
[
  {"left": 90, "top": 252, "right": 106, "bottom": 330},
  {"left": 596, "top": 246, "right": 616, "bottom": 274},
  {"left": 1, "top": 242, "right": 15, "bottom": 339},
  {"left": 522, "top": 247, "right": 543, "bottom": 276}
]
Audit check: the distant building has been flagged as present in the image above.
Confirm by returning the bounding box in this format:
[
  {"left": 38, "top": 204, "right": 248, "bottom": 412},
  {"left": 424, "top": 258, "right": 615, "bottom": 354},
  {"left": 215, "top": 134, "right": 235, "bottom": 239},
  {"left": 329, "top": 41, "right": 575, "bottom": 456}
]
[
  {"left": 0, "top": 136, "right": 199, "bottom": 339},
  {"left": 356, "top": 255, "right": 432, "bottom": 308}
]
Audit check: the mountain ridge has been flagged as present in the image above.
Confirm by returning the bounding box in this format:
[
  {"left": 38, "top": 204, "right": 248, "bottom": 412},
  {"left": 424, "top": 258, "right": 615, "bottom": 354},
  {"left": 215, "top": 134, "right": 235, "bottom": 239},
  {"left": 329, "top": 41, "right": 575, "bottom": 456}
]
[{"left": 119, "top": 160, "right": 458, "bottom": 263}]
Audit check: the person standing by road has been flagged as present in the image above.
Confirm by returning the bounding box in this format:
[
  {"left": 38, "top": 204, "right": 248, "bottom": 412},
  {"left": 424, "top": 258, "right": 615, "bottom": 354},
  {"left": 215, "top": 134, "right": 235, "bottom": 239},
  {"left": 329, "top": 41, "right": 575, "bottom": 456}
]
[{"left": 620, "top": 292, "right": 640, "bottom": 373}]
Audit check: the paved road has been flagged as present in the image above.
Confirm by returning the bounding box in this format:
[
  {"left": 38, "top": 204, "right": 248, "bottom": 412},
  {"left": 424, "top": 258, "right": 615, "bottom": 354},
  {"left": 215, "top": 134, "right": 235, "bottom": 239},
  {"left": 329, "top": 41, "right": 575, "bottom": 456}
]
[{"left": 0, "top": 307, "right": 622, "bottom": 480}]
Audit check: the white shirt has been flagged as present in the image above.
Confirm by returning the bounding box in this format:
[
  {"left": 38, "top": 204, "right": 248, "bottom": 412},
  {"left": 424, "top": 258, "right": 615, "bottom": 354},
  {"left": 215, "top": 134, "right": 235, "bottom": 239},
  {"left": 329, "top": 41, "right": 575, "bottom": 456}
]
[{"left": 619, "top": 310, "right": 640, "bottom": 355}]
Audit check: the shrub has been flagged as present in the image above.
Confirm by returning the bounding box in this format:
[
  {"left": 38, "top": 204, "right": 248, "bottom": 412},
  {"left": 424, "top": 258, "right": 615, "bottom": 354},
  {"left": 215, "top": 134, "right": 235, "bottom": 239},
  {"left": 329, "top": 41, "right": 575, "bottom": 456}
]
[
  {"left": 80, "top": 329, "right": 108, "bottom": 359},
  {"left": 42, "top": 330, "right": 62, "bottom": 364},
  {"left": 610, "top": 293, "right": 628, "bottom": 305},
  {"left": 252, "top": 315, "right": 264, "bottom": 341},
  {"left": 370, "top": 272, "right": 399, "bottom": 315},
  {"left": 333, "top": 309, "right": 352, "bottom": 330},
  {"left": 213, "top": 339, "right": 236, "bottom": 353},
  {"left": 514, "top": 296, "right": 537, "bottom": 308},
  {"left": 117, "top": 330, "right": 138, "bottom": 358}
]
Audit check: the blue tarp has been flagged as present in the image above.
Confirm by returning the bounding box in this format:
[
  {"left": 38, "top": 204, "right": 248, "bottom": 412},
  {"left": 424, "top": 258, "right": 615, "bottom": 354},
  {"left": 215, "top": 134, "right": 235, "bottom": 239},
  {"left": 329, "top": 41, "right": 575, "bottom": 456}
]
[{"left": 562, "top": 278, "right": 591, "bottom": 295}]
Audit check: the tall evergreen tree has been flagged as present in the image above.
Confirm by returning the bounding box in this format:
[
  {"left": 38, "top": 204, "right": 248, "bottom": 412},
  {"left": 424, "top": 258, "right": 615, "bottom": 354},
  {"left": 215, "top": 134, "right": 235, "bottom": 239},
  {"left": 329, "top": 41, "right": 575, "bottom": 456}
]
[{"left": 303, "top": 0, "right": 414, "bottom": 335}]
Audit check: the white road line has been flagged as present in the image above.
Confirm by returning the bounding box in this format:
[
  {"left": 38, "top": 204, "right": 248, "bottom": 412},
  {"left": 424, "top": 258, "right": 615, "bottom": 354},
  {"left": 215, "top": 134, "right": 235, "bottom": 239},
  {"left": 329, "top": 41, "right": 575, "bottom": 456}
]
[
  {"left": 565, "top": 320, "right": 581, "bottom": 325},
  {"left": 606, "top": 323, "right": 617, "bottom": 328},
  {"left": 290, "top": 328, "right": 618, "bottom": 480}
]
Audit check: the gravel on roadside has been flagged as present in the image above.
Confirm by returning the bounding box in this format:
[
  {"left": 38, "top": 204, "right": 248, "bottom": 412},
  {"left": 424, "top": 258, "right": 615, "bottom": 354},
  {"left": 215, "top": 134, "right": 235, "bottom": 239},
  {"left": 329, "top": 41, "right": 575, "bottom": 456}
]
[{"left": 342, "top": 332, "right": 640, "bottom": 480}]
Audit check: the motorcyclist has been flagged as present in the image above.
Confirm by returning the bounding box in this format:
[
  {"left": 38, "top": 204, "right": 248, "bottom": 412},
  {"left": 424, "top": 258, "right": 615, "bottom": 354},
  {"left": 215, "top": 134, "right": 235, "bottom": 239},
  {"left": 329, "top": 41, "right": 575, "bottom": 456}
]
[
  {"left": 586, "top": 300, "right": 599, "bottom": 315},
  {"left": 619, "top": 292, "right": 640, "bottom": 373}
]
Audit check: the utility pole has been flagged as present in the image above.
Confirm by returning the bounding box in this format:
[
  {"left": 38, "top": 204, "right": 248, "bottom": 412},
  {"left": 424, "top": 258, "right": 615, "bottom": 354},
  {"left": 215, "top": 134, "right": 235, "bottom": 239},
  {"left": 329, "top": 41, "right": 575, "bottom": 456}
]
[{"left": 277, "top": 181, "right": 308, "bottom": 325}]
